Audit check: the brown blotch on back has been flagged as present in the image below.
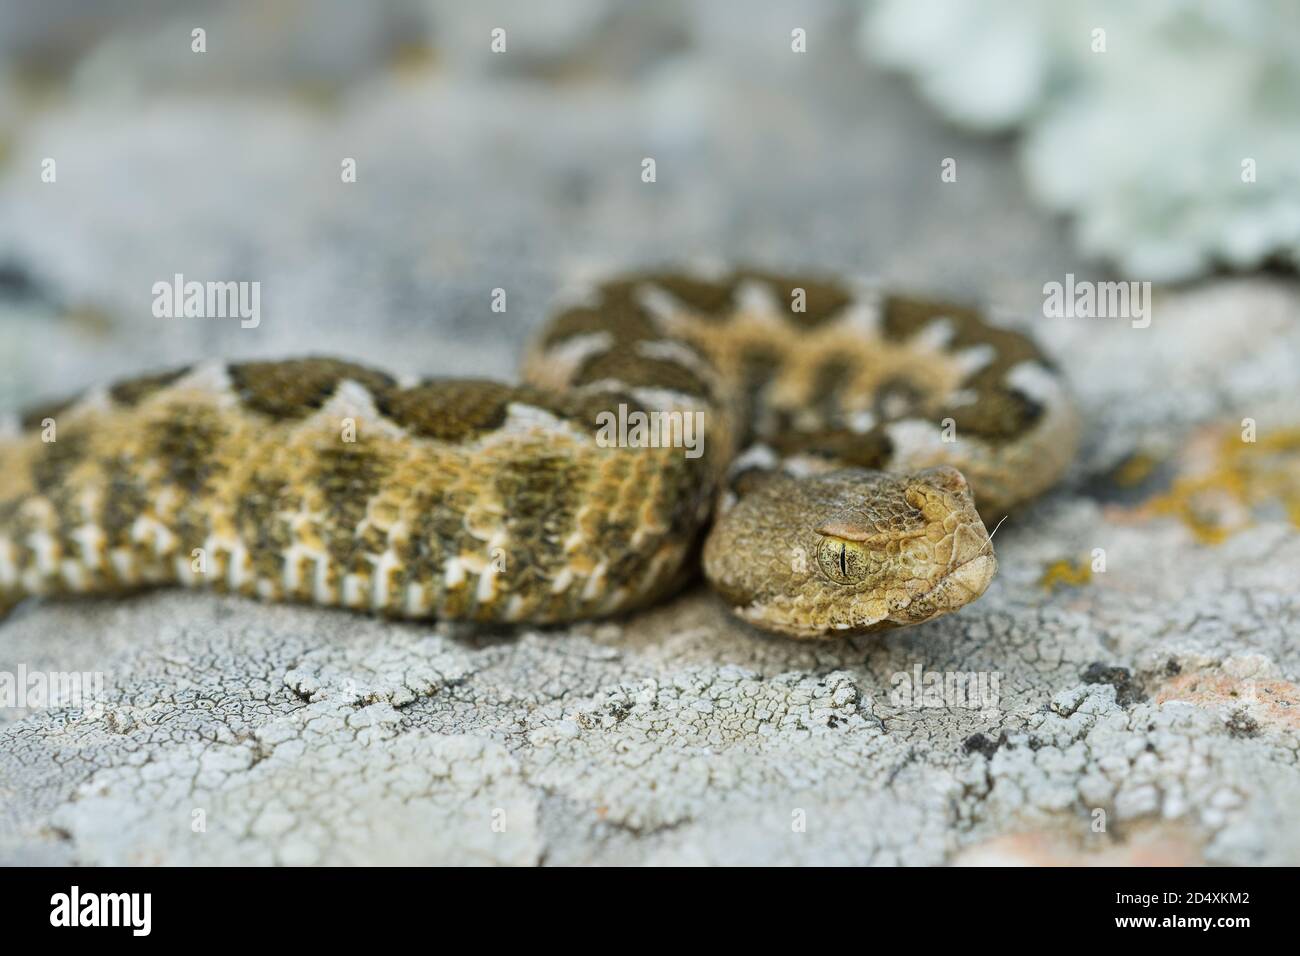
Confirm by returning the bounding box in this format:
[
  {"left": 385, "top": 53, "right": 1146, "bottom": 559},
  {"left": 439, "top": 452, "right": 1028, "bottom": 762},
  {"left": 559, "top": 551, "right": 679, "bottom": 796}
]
[
  {"left": 228, "top": 358, "right": 395, "bottom": 420},
  {"left": 739, "top": 344, "right": 782, "bottom": 392},
  {"left": 235, "top": 473, "right": 298, "bottom": 582},
  {"left": 309, "top": 441, "right": 393, "bottom": 566},
  {"left": 378, "top": 378, "right": 649, "bottom": 443},
  {"left": 605, "top": 273, "right": 739, "bottom": 316},
  {"left": 18, "top": 364, "right": 194, "bottom": 432},
  {"left": 882, "top": 295, "right": 1050, "bottom": 377},
  {"left": 19, "top": 396, "right": 80, "bottom": 433},
  {"left": 377, "top": 379, "right": 516, "bottom": 442},
  {"left": 883, "top": 295, "right": 1049, "bottom": 441},
  {"left": 491, "top": 452, "right": 588, "bottom": 595},
  {"left": 542, "top": 387, "right": 646, "bottom": 432},
  {"left": 27, "top": 431, "right": 96, "bottom": 559},
  {"left": 736, "top": 344, "right": 783, "bottom": 444},
  {"left": 147, "top": 404, "right": 228, "bottom": 493},
  {"left": 943, "top": 388, "right": 1044, "bottom": 441},
  {"left": 541, "top": 300, "right": 660, "bottom": 349},
  {"left": 810, "top": 355, "right": 858, "bottom": 424},
  {"left": 395, "top": 470, "right": 459, "bottom": 597},
  {"left": 770, "top": 428, "right": 896, "bottom": 470},
  {"left": 873, "top": 374, "right": 934, "bottom": 423},
  {"left": 574, "top": 350, "right": 711, "bottom": 400},
  {"left": 109, "top": 366, "right": 192, "bottom": 407},
  {"left": 101, "top": 454, "right": 152, "bottom": 549},
  {"left": 734, "top": 269, "right": 853, "bottom": 328},
  {"left": 28, "top": 429, "right": 90, "bottom": 491}
]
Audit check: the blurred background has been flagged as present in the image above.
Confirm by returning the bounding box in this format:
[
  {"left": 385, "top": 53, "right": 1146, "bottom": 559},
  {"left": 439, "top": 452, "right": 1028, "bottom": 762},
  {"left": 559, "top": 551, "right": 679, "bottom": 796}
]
[
  {"left": 0, "top": 0, "right": 1097, "bottom": 403},
  {"left": 0, "top": 0, "right": 1297, "bottom": 490}
]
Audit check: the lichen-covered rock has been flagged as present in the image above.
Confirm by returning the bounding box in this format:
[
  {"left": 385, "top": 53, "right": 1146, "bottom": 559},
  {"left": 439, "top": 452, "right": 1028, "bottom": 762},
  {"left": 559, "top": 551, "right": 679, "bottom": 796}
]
[
  {"left": 2, "top": 2, "right": 1298, "bottom": 865},
  {"left": 863, "top": 0, "right": 1300, "bottom": 279}
]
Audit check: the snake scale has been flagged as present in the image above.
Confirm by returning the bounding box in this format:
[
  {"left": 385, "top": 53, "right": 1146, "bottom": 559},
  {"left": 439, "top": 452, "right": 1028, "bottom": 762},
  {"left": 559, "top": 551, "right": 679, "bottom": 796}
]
[{"left": 0, "top": 270, "right": 1078, "bottom": 638}]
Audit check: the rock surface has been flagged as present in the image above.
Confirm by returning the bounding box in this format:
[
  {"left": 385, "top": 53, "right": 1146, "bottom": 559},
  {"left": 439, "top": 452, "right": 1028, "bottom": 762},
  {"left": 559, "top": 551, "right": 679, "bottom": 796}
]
[{"left": 1, "top": 1, "right": 1297, "bottom": 865}]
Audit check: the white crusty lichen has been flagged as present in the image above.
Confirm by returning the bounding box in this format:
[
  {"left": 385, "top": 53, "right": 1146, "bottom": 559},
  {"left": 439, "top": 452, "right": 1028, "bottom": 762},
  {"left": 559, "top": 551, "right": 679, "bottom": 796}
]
[
  {"left": 862, "top": 0, "right": 1300, "bottom": 280},
  {"left": 2, "top": 489, "right": 1297, "bottom": 864}
]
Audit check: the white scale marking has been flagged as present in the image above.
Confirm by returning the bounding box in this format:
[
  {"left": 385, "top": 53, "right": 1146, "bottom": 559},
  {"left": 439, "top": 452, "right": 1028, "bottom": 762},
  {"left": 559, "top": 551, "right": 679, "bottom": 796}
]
[
  {"left": 341, "top": 573, "right": 364, "bottom": 607},
  {"left": 543, "top": 332, "right": 614, "bottom": 378},
  {"left": 475, "top": 567, "right": 497, "bottom": 605},
  {"left": 581, "top": 562, "right": 608, "bottom": 602},
  {"left": 0, "top": 537, "right": 17, "bottom": 588},
  {"left": 952, "top": 344, "right": 996, "bottom": 377},
  {"left": 174, "top": 555, "right": 197, "bottom": 586},
  {"left": 846, "top": 410, "right": 878, "bottom": 434},
  {"left": 226, "top": 543, "right": 250, "bottom": 590},
  {"left": 404, "top": 581, "right": 429, "bottom": 617},
  {"left": 911, "top": 318, "right": 955, "bottom": 351},
  {"left": 370, "top": 550, "right": 403, "bottom": 609},
  {"left": 732, "top": 279, "right": 781, "bottom": 316},
  {"left": 318, "top": 380, "right": 408, "bottom": 441},
  {"left": 312, "top": 555, "right": 334, "bottom": 604},
  {"left": 1006, "top": 361, "right": 1066, "bottom": 404},
  {"left": 173, "top": 360, "right": 234, "bottom": 396},
  {"left": 60, "top": 561, "right": 87, "bottom": 591},
  {"left": 130, "top": 515, "right": 176, "bottom": 557},
  {"left": 109, "top": 548, "right": 134, "bottom": 582},
  {"left": 829, "top": 298, "right": 881, "bottom": 339},
  {"left": 70, "top": 523, "right": 106, "bottom": 568},
  {"left": 25, "top": 530, "right": 58, "bottom": 575}
]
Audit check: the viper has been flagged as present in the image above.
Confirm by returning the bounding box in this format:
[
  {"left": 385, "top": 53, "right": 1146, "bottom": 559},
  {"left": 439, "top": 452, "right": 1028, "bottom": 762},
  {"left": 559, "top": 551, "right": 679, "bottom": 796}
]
[{"left": 0, "top": 270, "right": 1078, "bottom": 638}]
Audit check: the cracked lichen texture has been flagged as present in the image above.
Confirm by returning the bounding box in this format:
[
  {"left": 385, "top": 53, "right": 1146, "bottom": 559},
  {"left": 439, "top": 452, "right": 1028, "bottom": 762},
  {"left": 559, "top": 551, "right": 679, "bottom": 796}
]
[{"left": 1, "top": 496, "right": 1297, "bottom": 864}]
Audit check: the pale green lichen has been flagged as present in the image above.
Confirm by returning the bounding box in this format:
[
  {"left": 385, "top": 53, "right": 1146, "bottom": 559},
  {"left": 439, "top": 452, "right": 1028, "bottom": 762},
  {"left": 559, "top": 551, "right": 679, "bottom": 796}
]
[{"left": 863, "top": 0, "right": 1300, "bottom": 279}]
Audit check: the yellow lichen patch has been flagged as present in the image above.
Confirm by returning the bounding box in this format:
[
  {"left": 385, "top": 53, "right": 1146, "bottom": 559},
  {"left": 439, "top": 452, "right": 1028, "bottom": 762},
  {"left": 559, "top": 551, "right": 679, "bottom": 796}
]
[
  {"left": 1112, "top": 452, "right": 1159, "bottom": 487},
  {"left": 1038, "top": 558, "right": 1092, "bottom": 592},
  {"left": 1145, "top": 425, "right": 1300, "bottom": 544}
]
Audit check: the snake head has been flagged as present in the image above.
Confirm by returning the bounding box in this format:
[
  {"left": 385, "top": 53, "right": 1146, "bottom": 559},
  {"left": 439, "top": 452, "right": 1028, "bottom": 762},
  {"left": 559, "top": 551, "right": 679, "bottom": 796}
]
[{"left": 703, "top": 465, "right": 996, "bottom": 638}]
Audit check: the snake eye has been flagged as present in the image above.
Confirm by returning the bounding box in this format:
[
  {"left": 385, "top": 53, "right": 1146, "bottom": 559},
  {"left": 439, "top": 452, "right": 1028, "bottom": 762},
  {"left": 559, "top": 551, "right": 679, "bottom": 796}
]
[{"left": 815, "top": 535, "right": 872, "bottom": 585}]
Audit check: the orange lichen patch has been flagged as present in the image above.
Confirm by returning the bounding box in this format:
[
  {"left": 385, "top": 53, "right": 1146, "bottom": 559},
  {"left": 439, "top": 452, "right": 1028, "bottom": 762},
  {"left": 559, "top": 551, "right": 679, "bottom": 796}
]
[
  {"left": 953, "top": 827, "right": 1204, "bottom": 867},
  {"left": 1039, "top": 558, "right": 1092, "bottom": 592},
  {"left": 1144, "top": 424, "right": 1300, "bottom": 544},
  {"left": 1154, "top": 672, "right": 1300, "bottom": 731}
]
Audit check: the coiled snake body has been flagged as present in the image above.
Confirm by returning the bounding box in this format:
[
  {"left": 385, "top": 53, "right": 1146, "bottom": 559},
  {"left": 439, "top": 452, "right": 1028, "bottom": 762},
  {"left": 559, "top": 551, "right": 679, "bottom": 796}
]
[{"left": 0, "top": 271, "right": 1077, "bottom": 638}]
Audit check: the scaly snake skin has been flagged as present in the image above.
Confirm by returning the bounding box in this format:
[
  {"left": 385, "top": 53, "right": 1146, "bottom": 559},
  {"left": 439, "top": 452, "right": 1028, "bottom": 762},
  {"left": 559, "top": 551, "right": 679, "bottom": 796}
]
[{"left": 0, "top": 270, "right": 1078, "bottom": 638}]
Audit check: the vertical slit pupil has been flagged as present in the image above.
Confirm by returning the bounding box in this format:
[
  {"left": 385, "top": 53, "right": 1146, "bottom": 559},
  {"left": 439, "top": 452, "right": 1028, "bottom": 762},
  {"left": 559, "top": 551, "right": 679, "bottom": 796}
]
[{"left": 839, "top": 544, "right": 847, "bottom": 577}]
